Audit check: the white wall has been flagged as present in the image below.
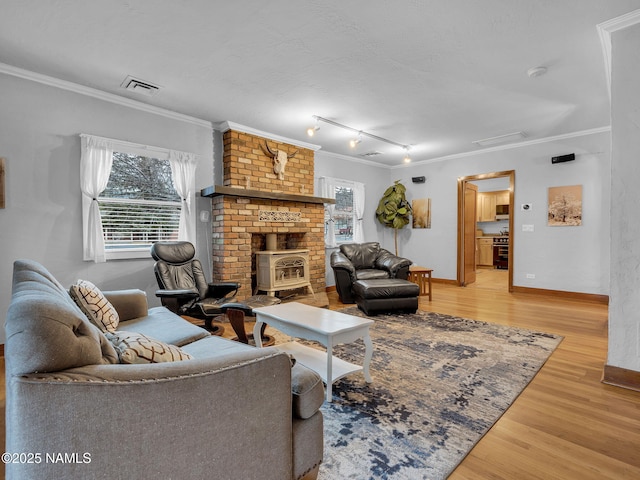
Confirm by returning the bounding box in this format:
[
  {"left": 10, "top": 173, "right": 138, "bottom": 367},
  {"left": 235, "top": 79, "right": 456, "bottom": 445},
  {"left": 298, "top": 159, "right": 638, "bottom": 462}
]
[
  {"left": 608, "top": 23, "right": 640, "bottom": 371},
  {"left": 0, "top": 73, "right": 214, "bottom": 343},
  {"left": 356, "top": 131, "right": 611, "bottom": 294}
]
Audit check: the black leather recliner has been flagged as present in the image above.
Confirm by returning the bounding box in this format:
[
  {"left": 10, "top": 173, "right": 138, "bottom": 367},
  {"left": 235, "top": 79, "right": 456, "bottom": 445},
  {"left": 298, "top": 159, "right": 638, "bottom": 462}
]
[
  {"left": 330, "top": 242, "right": 412, "bottom": 304},
  {"left": 151, "top": 241, "right": 279, "bottom": 340}
]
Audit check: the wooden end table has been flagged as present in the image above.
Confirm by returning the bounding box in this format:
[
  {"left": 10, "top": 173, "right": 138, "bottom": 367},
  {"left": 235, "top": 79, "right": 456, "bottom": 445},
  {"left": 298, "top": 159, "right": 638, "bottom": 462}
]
[{"left": 408, "top": 266, "right": 433, "bottom": 300}]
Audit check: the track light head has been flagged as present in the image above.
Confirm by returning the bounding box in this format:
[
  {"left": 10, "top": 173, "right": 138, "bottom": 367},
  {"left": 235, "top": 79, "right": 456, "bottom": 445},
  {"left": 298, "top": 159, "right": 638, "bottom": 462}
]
[
  {"left": 307, "top": 125, "right": 320, "bottom": 137},
  {"left": 349, "top": 132, "right": 362, "bottom": 148},
  {"left": 403, "top": 146, "right": 411, "bottom": 163}
]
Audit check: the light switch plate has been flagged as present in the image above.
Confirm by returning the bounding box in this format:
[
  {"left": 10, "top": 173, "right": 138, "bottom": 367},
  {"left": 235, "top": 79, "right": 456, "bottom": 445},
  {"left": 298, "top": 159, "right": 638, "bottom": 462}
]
[{"left": 522, "top": 224, "right": 534, "bottom": 232}]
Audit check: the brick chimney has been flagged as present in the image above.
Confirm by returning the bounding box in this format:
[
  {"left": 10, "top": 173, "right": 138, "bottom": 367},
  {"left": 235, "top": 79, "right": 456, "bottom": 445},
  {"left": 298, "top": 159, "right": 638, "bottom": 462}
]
[{"left": 201, "top": 126, "right": 332, "bottom": 301}]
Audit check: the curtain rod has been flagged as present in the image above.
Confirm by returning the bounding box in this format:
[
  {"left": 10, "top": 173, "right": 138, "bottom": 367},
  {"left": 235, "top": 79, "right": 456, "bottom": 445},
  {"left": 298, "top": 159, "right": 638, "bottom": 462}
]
[{"left": 79, "top": 133, "right": 197, "bottom": 158}]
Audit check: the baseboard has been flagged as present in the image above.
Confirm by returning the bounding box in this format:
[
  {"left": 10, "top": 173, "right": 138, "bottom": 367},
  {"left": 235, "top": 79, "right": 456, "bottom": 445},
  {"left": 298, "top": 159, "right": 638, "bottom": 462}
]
[
  {"left": 325, "top": 285, "right": 336, "bottom": 292},
  {"left": 0, "top": 343, "right": 4, "bottom": 357},
  {"left": 602, "top": 364, "right": 640, "bottom": 392},
  {"left": 512, "top": 286, "right": 609, "bottom": 305},
  {"left": 431, "top": 278, "right": 458, "bottom": 286}
]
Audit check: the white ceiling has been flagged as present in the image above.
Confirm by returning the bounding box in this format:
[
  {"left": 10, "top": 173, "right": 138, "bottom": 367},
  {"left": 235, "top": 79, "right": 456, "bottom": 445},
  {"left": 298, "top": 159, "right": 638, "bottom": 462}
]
[{"left": 2, "top": 0, "right": 640, "bottom": 166}]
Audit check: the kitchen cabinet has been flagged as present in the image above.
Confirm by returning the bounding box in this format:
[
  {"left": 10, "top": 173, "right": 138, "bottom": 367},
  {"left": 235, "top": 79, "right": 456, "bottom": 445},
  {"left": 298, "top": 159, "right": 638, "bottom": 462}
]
[
  {"left": 476, "top": 237, "right": 494, "bottom": 266},
  {"left": 476, "top": 193, "right": 496, "bottom": 222},
  {"left": 495, "top": 190, "right": 509, "bottom": 205},
  {"left": 476, "top": 190, "right": 510, "bottom": 222}
]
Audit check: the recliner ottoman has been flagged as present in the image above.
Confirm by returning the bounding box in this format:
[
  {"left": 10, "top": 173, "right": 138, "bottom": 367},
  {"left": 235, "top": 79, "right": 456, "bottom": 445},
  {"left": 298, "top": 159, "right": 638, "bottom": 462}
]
[{"left": 353, "top": 278, "right": 419, "bottom": 315}]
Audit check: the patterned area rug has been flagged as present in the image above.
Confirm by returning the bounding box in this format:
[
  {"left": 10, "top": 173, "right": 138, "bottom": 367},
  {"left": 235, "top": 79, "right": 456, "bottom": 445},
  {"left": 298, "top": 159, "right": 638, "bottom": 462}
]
[{"left": 285, "top": 307, "right": 563, "bottom": 480}]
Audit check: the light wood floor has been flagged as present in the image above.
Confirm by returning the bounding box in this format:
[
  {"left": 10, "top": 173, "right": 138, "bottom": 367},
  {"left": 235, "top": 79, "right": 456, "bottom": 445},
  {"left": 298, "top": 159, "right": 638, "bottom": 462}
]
[
  {"left": 327, "top": 269, "right": 640, "bottom": 479},
  {"left": 2, "top": 270, "right": 639, "bottom": 479}
]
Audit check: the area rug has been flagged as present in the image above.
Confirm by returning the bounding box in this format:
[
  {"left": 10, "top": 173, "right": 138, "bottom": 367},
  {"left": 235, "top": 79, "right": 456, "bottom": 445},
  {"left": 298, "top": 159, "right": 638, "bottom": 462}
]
[{"left": 287, "top": 308, "right": 563, "bottom": 480}]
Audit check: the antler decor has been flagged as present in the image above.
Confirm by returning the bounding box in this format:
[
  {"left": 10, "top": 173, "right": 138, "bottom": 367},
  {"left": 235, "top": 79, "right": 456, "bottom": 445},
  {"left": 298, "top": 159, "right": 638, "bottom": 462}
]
[{"left": 261, "top": 141, "right": 298, "bottom": 180}]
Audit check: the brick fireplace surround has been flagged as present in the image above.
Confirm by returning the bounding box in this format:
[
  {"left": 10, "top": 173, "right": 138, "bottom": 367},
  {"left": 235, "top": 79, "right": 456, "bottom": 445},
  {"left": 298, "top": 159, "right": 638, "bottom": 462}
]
[{"left": 202, "top": 128, "right": 333, "bottom": 301}]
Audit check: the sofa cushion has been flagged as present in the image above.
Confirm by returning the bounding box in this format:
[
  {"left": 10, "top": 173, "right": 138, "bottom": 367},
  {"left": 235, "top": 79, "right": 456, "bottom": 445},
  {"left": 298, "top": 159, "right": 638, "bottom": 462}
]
[
  {"left": 119, "top": 306, "right": 210, "bottom": 347},
  {"left": 355, "top": 269, "right": 390, "bottom": 281},
  {"left": 179, "top": 334, "right": 258, "bottom": 358},
  {"left": 106, "top": 331, "right": 194, "bottom": 364},
  {"left": 6, "top": 260, "right": 118, "bottom": 376},
  {"left": 69, "top": 279, "right": 119, "bottom": 333}
]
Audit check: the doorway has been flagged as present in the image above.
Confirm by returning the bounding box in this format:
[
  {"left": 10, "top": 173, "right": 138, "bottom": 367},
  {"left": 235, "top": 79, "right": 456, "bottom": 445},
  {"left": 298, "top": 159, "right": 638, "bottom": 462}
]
[{"left": 457, "top": 170, "right": 515, "bottom": 291}]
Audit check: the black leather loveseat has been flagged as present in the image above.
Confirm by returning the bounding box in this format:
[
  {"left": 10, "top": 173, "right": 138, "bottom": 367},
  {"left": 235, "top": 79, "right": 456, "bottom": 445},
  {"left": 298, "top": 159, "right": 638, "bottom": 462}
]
[{"left": 330, "top": 242, "right": 412, "bottom": 304}]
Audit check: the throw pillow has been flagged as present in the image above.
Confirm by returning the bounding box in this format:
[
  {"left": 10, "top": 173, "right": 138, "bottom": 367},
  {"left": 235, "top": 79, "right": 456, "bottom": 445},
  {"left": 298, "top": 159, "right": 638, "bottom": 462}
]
[
  {"left": 106, "top": 331, "right": 194, "bottom": 364},
  {"left": 69, "top": 279, "right": 119, "bottom": 333}
]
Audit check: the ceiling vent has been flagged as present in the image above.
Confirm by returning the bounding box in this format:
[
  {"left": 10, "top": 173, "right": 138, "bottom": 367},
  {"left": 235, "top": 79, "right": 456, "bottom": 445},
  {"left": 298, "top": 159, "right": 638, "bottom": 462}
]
[
  {"left": 360, "top": 151, "right": 383, "bottom": 157},
  {"left": 120, "top": 75, "right": 161, "bottom": 96},
  {"left": 472, "top": 131, "right": 526, "bottom": 147}
]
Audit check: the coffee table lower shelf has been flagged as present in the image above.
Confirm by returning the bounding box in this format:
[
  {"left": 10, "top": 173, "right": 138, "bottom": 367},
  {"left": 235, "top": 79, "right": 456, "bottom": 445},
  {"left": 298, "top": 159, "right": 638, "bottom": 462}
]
[{"left": 277, "top": 341, "right": 365, "bottom": 388}]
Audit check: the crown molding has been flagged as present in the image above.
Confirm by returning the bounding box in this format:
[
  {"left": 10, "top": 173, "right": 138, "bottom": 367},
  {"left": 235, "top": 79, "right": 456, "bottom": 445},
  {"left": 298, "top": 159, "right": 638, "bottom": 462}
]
[
  {"left": 597, "top": 9, "right": 640, "bottom": 98},
  {"left": 388, "top": 126, "right": 612, "bottom": 168},
  {"left": 217, "top": 121, "right": 322, "bottom": 151},
  {"left": 0, "top": 62, "right": 212, "bottom": 128}
]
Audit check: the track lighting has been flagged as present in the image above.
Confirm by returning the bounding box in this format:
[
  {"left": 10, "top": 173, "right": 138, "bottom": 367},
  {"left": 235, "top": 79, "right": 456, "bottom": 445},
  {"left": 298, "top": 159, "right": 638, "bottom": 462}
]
[
  {"left": 403, "top": 147, "right": 411, "bottom": 163},
  {"left": 307, "top": 115, "right": 413, "bottom": 163},
  {"left": 306, "top": 120, "right": 320, "bottom": 137},
  {"left": 349, "top": 133, "right": 362, "bottom": 148}
]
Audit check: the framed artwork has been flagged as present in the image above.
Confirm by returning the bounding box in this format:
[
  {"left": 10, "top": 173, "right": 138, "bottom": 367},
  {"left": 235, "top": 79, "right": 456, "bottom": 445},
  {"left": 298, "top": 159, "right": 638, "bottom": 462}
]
[
  {"left": 548, "top": 185, "right": 582, "bottom": 226},
  {"left": 412, "top": 198, "right": 431, "bottom": 228}
]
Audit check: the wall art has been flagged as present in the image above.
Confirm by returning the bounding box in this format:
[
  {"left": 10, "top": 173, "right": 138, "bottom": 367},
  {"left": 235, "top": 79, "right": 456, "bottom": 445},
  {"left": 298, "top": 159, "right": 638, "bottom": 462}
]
[
  {"left": 548, "top": 185, "right": 582, "bottom": 226},
  {"left": 412, "top": 198, "right": 431, "bottom": 228}
]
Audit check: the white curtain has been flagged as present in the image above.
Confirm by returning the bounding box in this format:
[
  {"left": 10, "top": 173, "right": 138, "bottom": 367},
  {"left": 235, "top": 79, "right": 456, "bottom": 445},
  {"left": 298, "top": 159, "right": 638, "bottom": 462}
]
[
  {"left": 169, "top": 150, "right": 197, "bottom": 244},
  {"left": 353, "top": 181, "right": 366, "bottom": 243},
  {"left": 80, "top": 135, "right": 114, "bottom": 263},
  {"left": 319, "top": 176, "right": 337, "bottom": 248}
]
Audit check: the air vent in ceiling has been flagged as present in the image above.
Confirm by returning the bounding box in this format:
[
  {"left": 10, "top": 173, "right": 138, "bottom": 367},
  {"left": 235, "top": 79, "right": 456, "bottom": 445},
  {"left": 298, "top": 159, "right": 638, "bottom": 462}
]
[
  {"left": 360, "top": 151, "right": 383, "bottom": 157},
  {"left": 120, "top": 75, "right": 161, "bottom": 96}
]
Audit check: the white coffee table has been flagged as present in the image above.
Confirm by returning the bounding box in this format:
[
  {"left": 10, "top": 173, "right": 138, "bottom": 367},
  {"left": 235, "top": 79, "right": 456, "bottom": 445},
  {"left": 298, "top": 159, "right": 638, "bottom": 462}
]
[{"left": 253, "top": 302, "right": 374, "bottom": 402}]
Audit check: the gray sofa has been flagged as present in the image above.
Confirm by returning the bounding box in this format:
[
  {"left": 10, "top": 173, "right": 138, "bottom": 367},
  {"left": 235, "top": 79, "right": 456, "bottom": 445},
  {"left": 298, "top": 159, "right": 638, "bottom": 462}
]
[{"left": 5, "top": 259, "right": 324, "bottom": 480}]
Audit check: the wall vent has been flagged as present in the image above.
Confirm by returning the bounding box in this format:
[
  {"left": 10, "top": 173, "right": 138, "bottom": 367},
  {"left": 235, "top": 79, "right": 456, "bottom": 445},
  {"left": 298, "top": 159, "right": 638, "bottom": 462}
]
[
  {"left": 120, "top": 75, "right": 161, "bottom": 96},
  {"left": 360, "top": 151, "right": 382, "bottom": 157}
]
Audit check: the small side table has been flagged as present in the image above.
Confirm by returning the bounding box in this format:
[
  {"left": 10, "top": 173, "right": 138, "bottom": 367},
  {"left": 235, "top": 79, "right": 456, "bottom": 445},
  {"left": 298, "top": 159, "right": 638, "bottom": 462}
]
[{"left": 408, "top": 266, "right": 433, "bottom": 300}]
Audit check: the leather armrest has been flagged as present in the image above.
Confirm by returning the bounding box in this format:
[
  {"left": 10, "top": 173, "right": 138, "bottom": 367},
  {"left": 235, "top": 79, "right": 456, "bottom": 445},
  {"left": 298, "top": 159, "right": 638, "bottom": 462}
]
[
  {"left": 208, "top": 282, "right": 239, "bottom": 299},
  {"left": 375, "top": 249, "right": 412, "bottom": 276},
  {"left": 330, "top": 251, "right": 356, "bottom": 275},
  {"left": 155, "top": 289, "right": 199, "bottom": 299}
]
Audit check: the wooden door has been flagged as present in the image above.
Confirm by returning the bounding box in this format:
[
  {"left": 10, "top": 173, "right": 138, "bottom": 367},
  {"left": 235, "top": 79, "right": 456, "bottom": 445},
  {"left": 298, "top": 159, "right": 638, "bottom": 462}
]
[{"left": 463, "top": 182, "right": 478, "bottom": 285}]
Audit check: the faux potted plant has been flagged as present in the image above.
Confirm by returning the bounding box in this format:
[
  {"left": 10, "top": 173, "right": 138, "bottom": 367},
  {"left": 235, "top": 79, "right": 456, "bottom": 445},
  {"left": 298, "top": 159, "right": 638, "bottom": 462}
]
[{"left": 375, "top": 180, "right": 412, "bottom": 255}]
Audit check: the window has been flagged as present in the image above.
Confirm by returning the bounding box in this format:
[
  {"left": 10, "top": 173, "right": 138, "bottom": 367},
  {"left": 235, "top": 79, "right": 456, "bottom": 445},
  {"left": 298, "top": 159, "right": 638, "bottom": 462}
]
[
  {"left": 319, "top": 176, "right": 365, "bottom": 248},
  {"left": 99, "top": 152, "right": 181, "bottom": 253},
  {"left": 332, "top": 185, "right": 354, "bottom": 243},
  {"left": 80, "top": 134, "right": 197, "bottom": 262}
]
